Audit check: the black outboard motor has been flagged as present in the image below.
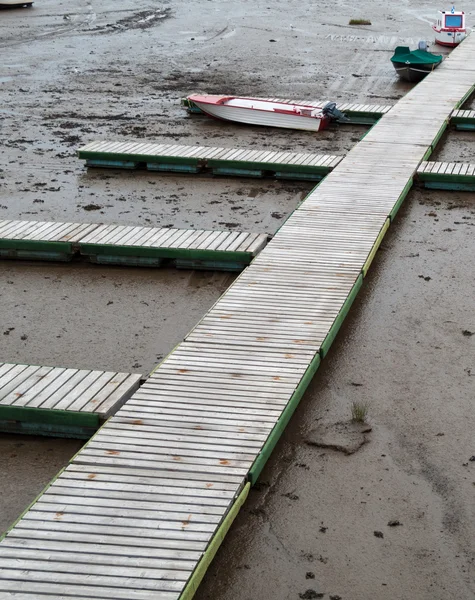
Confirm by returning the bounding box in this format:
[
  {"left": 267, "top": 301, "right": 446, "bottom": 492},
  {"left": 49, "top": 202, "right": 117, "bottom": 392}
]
[{"left": 322, "top": 101, "right": 349, "bottom": 123}]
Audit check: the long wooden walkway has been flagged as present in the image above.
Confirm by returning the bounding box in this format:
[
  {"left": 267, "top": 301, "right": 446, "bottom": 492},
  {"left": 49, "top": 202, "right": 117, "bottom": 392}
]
[
  {"left": 0, "top": 220, "right": 268, "bottom": 271},
  {"left": 0, "top": 363, "right": 141, "bottom": 438},
  {"left": 78, "top": 141, "right": 342, "bottom": 181},
  {"left": 1, "top": 36, "right": 474, "bottom": 600}
]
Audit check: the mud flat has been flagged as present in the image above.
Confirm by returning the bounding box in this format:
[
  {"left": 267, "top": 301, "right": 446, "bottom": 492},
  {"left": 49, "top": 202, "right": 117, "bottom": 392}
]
[{"left": 1, "top": 0, "right": 474, "bottom": 598}]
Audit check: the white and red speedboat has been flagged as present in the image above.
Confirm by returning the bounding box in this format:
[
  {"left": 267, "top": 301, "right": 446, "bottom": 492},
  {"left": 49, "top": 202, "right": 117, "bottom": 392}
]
[
  {"left": 433, "top": 7, "right": 466, "bottom": 47},
  {"left": 187, "top": 95, "right": 338, "bottom": 132}
]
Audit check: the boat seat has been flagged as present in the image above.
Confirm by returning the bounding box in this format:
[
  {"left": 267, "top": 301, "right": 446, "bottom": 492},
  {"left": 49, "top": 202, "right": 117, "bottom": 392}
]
[{"left": 273, "top": 108, "right": 298, "bottom": 115}]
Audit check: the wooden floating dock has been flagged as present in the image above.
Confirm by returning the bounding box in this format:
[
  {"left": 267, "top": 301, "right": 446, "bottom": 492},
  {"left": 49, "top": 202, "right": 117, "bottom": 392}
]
[
  {"left": 417, "top": 161, "right": 475, "bottom": 190},
  {"left": 0, "top": 363, "right": 141, "bottom": 438},
  {"left": 450, "top": 108, "right": 475, "bottom": 130},
  {"left": 0, "top": 220, "right": 268, "bottom": 271},
  {"left": 181, "top": 96, "right": 392, "bottom": 125},
  {"left": 78, "top": 141, "right": 343, "bottom": 181},
  {"left": 1, "top": 36, "right": 475, "bottom": 600}
]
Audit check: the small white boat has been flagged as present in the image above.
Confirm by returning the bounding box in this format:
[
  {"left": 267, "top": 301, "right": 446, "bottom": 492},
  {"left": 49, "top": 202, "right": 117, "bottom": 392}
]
[
  {"left": 0, "top": 0, "right": 33, "bottom": 6},
  {"left": 433, "top": 7, "right": 466, "bottom": 47},
  {"left": 187, "top": 94, "right": 336, "bottom": 132}
]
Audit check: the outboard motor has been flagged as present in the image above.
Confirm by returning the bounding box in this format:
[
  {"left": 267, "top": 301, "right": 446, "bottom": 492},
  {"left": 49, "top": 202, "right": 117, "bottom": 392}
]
[
  {"left": 322, "top": 101, "right": 349, "bottom": 122},
  {"left": 418, "top": 40, "right": 428, "bottom": 52}
]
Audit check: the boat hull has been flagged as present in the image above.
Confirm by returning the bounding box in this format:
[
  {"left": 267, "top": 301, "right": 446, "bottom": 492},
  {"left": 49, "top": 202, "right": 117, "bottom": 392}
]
[
  {"left": 392, "top": 62, "right": 439, "bottom": 83},
  {"left": 192, "top": 101, "right": 330, "bottom": 132},
  {"left": 433, "top": 27, "right": 466, "bottom": 47}
]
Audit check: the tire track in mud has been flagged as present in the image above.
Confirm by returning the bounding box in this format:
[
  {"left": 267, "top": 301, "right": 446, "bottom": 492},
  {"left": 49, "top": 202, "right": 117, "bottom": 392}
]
[
  {"left": 0, "top": 0, "right": 94, "bottom": 49},
  {"left": 0, "top": 2, "right": 170, "bottom": 49}
]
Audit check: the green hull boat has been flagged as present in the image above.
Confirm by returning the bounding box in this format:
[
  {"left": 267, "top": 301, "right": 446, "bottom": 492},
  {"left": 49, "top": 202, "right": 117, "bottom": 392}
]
[{"left": 391, "top": 46, "right": 443, "bottom": 82}]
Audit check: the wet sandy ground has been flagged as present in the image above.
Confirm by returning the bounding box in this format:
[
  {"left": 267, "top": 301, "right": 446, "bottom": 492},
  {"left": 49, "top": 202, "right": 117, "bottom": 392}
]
[{"left": 1, "top": 0, "right": 474, "bottom": 597}]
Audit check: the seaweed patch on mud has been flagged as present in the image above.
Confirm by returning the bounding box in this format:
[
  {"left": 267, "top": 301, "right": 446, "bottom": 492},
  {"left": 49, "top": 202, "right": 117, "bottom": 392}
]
[{"left": 90, "top": 8, "right": 172, "bottom": 34}]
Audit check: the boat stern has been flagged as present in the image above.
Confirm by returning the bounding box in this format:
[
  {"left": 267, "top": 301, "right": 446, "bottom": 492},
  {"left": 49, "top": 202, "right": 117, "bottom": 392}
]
[{"left": 435, "top": 29, "right": 467, "bottom": 46}]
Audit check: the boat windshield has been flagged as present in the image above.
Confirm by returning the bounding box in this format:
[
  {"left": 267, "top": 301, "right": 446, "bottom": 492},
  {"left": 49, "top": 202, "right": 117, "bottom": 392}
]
[{"left": 445, "top": 14, "right": 463, "bottom": 27}]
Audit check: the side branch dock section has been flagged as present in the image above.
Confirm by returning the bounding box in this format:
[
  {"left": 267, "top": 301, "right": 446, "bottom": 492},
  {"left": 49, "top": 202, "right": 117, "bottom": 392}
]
[
  {"left": 417, "top": 161, "right": 475, "bottom": 190},
  {"left": 451, "top": 108, "right": 475, "bottom": 129},
  {"left": 0, "top": 363, "right": 141, "bottom": 438},
  {"left": 0, "top": 220, "right": 268, "bottom": 271},
  {"left": 78, "top": 141, "right": 343, "bottom": 181}
]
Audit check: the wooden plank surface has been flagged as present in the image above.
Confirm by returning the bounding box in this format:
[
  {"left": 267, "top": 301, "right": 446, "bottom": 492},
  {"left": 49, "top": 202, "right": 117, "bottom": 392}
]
[
  {"left": 0, "top": 220, "right": 268, "bottom": 263},
  {"left": 452, "top": 108, "right": 475, "bottom": 119},
  {"left": 0, "top": 363, "right": 141, "bottom": 418},
  {"left": 78, "top": 141, "right": 343, "bottom": 177},
  {"left": 2, "top": 32, "right": 475, "bottom": 600},
  {"left": 417, "top": 161, "right": 475, "bottom": 185}
]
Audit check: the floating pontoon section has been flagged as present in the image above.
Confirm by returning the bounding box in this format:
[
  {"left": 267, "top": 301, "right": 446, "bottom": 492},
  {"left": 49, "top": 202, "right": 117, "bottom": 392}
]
[
  {"left": 0, "top": 363, "right": 141, "bottom": 438},
  {"left": 181, "top": 96, "right": 392, "bottom": 124},
  {"left": 78, "top": 141, "right": 342, "bottom": 181},
  {"left": 0, "top": 220, "right": 268, "bottom": 271},
  {"left": 450, "top": 109, "right": 475, "bottom": 130},
  {"left": 417, "top": 161, "right": 475, "bottom": 190},
  {"left": 1, "top": 35, "right": 475, "bottom": 600}
]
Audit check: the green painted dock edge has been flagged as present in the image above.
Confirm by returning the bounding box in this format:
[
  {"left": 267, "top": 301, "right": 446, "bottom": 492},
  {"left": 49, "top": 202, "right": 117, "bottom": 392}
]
[
  {"left": 178, "top": 482, "right": 251, "bottom": 600},
  {"left": 0, "top": 249, "right": 74, "bottom": 262},
  {"left": 207, "top": 158, "right": 333, "bottom": 176},
  {"left": 0, "top": 404, "right": 99, "bottom": 439},
  {"left": 430, "top": 120, "right": 449, "bottom": 151},
  {"left": 389, "top": 177, "right": 414, "bottom": 221},
  {"left": 388, "top": 121, "right": 448, "bottom": 222},
  {"left": 78, "top": 149, "right": 203, "bottom": 167},
  {"left": 423, "top": 180, "right": 475, "bottom": 191},
  {"left": 0, "top": 466, "right": 67, "bottom": 542},
  {"left": 0, "top": 238, "right": 74, "bottom": 261},
  {"left": 454, "top": 84, "right": 475, "bottom": 109},
  {"left": 343, "top": 110, "right": 384, "bottom": 125},
  {"left": 248, "top": 354, "right": 321, "bottom": 485},
  {"left": 362, "top": 218, "right": 390, "bottom": 276},
  {"left": 417, "top": 171, "right": 475, "bottom": 187},
  {"left": 79, "top": 243, "right": 253, "bottom": 265},
  {"left": 0, "top": 404, "right": 99, "bottom": 428},
  {"left": 320, "top": 273, "right": 364, "bottom": 358},
  {"left": 0, "top": 420, "right": 96, "bottom": 439},
  {"left": 0, "top": 239, "right": 72, "bottom": 253}
]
